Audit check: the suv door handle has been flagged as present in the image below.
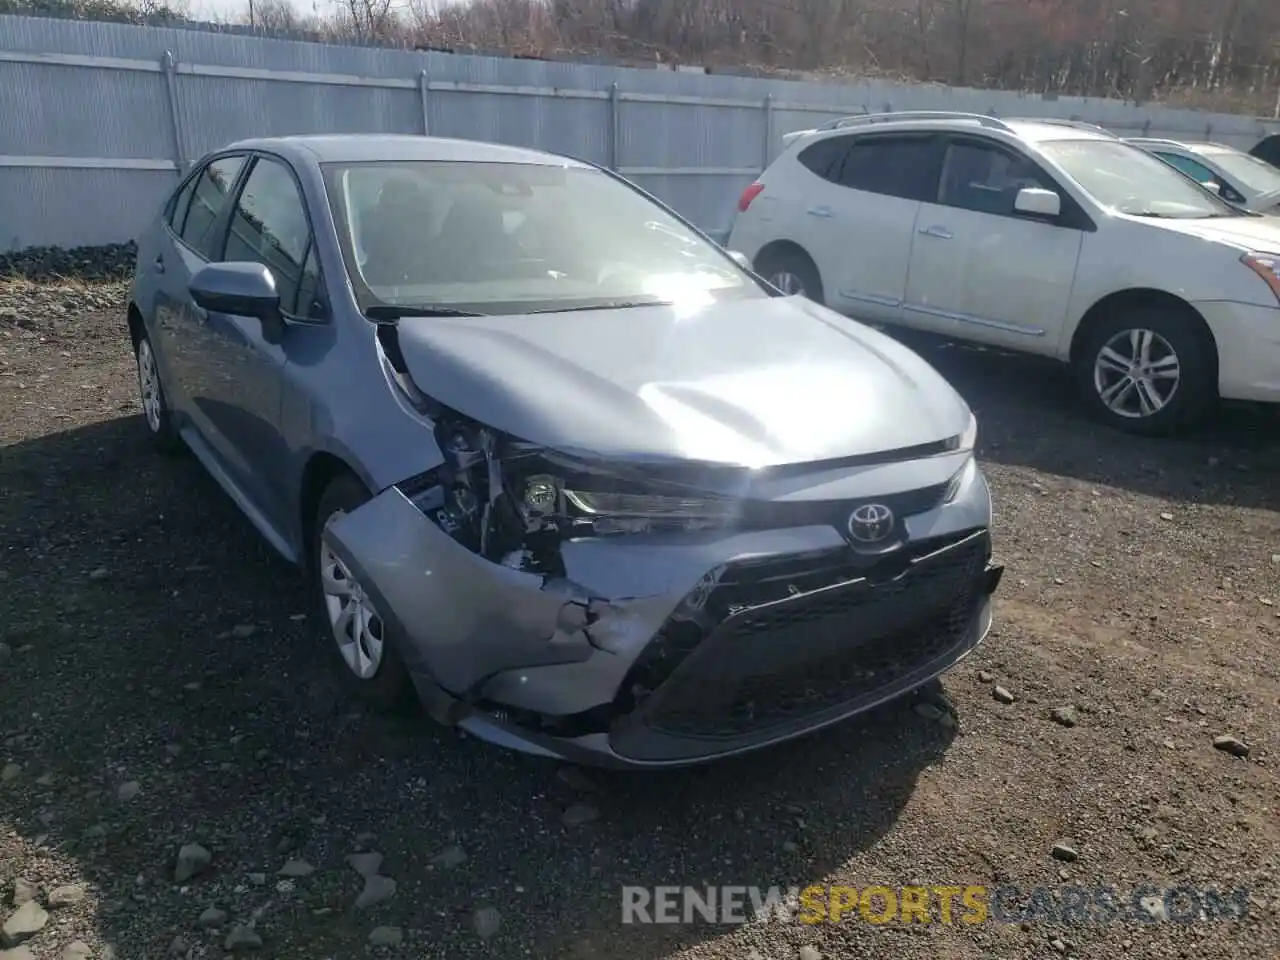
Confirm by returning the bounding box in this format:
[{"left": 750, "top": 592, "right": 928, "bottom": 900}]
[
  {"left": 153, "top": 255, "right": 166, "bottom": 274},
  {"left": 806, "top": 206, "right": 835, "bottom": 218},
  {"left": 918, "top": 225, "right": 953, "bottom": 240}
]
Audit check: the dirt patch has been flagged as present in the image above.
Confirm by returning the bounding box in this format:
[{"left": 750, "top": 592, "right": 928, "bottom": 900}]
[{"left": 1, "top": 278, "right": 1277, "bottom": 959}]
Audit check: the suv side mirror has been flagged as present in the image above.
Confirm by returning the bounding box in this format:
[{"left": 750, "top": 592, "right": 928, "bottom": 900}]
[
  {"left": 190, "top": 262, "right": 282, "bottom": 331},
  {"left": 1014, "top": 187, "right": 1062, "bottom": 218},
  {"left": 1202, "top": 180, "right": 1222, "bottom": 196}
]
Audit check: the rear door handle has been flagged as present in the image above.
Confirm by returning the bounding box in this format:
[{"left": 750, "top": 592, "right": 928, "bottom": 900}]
[
  {"left": 918, "top": 225, "right": 953, "bottom": 240},
  {"left": 806, "top": 206, "right": 835, "bottom": 219},
  {"left": 153, "top": 255, "right": 166, "bottom": 274}
]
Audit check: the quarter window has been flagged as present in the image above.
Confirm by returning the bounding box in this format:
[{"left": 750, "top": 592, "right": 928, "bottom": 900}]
[
  {"left": 179, "top": 155, "right": 246, "bottom": 258},
  {"left": 939, "top": 141, "right": 1052, "bottom": 216},
  {"left": 223, "top": 157, "right": 319, "bottom": 317},
  {"left": 835, "top": 136, "right": 942, "bottom": 202},
  {"left": 797, "top": 136, "right": 852, "bottom": 181},
  {"left": 166, "top": 174, "right": 198, "bottom": 235}
]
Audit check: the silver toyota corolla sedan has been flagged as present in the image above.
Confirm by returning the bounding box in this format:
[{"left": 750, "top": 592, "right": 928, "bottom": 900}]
[{"left": 127, "top": 133, "right": 1002, "bottom": 768}]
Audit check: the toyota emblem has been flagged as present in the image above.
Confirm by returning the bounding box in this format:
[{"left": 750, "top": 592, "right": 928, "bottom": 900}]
[{"left": 848, "top": 503, "right": 895, "bottom": 544}]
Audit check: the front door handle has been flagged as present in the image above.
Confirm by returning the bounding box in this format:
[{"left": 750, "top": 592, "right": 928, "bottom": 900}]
[
  {"left": 806, "top": 206, "right": 835, "bottom": 219},
  {"left": 918, "top": 225, "right": 953, "bottom": 240},
  {"left": 153, "top": 255, "right": 166, "bottom": 274}
]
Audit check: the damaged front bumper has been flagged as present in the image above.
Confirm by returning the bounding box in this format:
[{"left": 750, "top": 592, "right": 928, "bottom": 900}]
[{"left": 324, "top": 475, "right": 1003, "bottom": 769}]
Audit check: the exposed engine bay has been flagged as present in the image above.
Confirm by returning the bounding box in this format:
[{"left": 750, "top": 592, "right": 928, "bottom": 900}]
[{"left": 377, "top": 320, "right": 743, "bottom": 581}]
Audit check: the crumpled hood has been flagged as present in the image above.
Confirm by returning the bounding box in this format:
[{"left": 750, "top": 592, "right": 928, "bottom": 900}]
[{"left": 392, "top": 295, "right": 971, "bottom": 466}]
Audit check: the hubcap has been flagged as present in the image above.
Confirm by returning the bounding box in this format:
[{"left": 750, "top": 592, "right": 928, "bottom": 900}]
[
  {"left": 136, "top": 338, "right": 163, "bottom": 433},
  {"left": 1092, "top": 328, "right": 1181, "bottom": 419},
  {"left": 769, "top": 270, "right": 805, "bottom": 296},
  {"left": 319, "top": 517, "right": 385, "bottom": 680}
]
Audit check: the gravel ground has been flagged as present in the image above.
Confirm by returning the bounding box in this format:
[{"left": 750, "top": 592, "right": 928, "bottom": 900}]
[{"left": 1, "top": 265, "right": 1278, "bottom": 960}]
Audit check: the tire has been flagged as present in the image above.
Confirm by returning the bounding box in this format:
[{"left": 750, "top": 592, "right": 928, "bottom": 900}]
[
  {"left": 754, "top": 247, "right": 825, "bottom": 304},
  {"left": 1074, "top": 302, "right": 1215, "bottom": 436},
  {"left": 134, "top": 331, "right": 182, "bottom": 454},
  {"left": 310, "top": 473, "right": 415, "bottom": 712}
]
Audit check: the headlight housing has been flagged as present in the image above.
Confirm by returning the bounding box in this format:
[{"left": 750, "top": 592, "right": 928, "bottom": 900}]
[
  {"left": 522, "top": 471, "right": 741, "bottom": 535},
  {"left": 941, "top": 411, "right": 978, "bottom": 504},
  {"left": 1242, "top": 252, "right": 1280, "bottom": 303}
]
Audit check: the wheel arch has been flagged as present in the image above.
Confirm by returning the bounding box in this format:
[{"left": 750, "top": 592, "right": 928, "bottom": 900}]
[
  {"left": 1068, "top": 288, "right": 1220, "bottom": 388},
  {"left": 298, "top": 450, "right": 368, "bottom": 564},
  {"left": 752, "top": 240, "right": 823, "bottom": 295},
  {"left": 126, "top": 302, "right": 146, "bottom": 351}
]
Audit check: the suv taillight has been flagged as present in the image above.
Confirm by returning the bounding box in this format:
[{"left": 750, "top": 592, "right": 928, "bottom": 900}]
[{"left": 738, "top": 182, "right": 765, "bottom": 212}]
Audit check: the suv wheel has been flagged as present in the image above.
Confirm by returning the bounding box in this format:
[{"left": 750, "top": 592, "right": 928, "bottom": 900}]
[
  {"left": 134, "top": 332, "right": 182, "bottom": 454},
  {"left": 754, "top": 248, "right": 824, "bottom": 303},
  {"left": 1075, "top": 303, "right": 1214, "bottom": 435},
  {"left": 310, "top": 473, "right": 415, "bottom": 712}
]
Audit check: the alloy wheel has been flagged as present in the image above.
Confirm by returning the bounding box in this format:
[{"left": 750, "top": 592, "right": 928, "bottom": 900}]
[
  {"left": 769, "top": 270, "right": 806, "bottom": 296},
  {"left": 1092, "top": 327, "right": 1182, "bottom": 419},
  {"left": 136, "top": 338, "right": 163, "bottom": 433},
  {"left": 319, "top": 516, "right": 385, "bottom": 680}
]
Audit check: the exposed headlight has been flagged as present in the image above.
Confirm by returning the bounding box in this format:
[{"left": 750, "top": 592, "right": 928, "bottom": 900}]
[
  {"left": 558, "top": 479, "right": 739, "bottom": 534},
  {"left": 1242, "top": 252, "right": 1280, "bottom": 303}
]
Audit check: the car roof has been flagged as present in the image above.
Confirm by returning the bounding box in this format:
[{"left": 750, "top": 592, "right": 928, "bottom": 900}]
[
  {"left": 1001, "top": 120, "right": 1117, "bottom": 143},
  {"left": 786, "top": 115, "right": 1120, "bottom": 148},
  {"left": 219, "top": 133, "right": 593, "bottom": 168},
  {"left": 1127, "top": 137, "right": 1241, "bottom": 157}
]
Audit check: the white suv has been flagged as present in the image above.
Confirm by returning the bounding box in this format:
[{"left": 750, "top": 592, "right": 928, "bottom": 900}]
[{"left": 727, "top": 112, "right": 1280, "bottom": 434}]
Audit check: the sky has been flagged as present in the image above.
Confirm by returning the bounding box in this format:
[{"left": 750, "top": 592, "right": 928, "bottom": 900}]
[{"left": 186, "top": 0, "right": 309, "bottom": 24}]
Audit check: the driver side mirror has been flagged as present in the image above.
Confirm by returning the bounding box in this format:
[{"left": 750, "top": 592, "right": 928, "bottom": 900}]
[
  {"left": 190, "top": 262, "right": 282, "bottom": 333},
  {"left": 1013, "top": 187, "right": 1062, "bottom": 218},
  {"left": 726, "top": 250, "right": 751, "bottom": 270}
]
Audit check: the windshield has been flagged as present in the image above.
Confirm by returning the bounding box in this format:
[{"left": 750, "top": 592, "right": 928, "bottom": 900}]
[
  {"left": 321, "top": 160, "right": 767, "bottom": 315},
  {"left": 1037, "top": 139, "right": 1239, "bottom": 219},
  {"left": 1197, "top": 146, "right": 1280, "bottom": 196}
]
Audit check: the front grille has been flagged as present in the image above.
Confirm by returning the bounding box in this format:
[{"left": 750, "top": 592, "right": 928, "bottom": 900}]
[{"left": 621, "top": 530, "right": 990, "bottom": 744}]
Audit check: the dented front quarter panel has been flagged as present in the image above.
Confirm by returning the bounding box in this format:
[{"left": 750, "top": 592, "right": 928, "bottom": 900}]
[{"left": 321, "top": 487, "right": 598, "bottom": 694}]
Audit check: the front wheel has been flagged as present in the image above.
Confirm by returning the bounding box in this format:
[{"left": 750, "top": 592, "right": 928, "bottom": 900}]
[
  {"left": 1074, "top": 304, "right": 1215, "bottom": 435},
  {"left": 310, "top": 473, "right": 415, "bottom": 712}
]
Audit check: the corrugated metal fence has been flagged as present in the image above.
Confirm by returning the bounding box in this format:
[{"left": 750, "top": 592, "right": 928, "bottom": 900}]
[{"left": 3, "top": 13, "right": 1280, "bottom": 252}]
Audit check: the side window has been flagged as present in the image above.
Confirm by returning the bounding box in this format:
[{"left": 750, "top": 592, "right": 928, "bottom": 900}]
[
  {"left": 797, "top": 136, "right": 852, "bottom": 182},
  {"left": 223, "top": 156, "right": 318, "bottom": 317},
  {"left": 1156, "top": 152, "right": 1215, "bottom": 183},
  {"left": 836, "top": 136, "right": 941, "bottom": 202},
  {"left": 166, "top": 173, "right": 199, "bottom": 235},
  {"left": 939, "top": 140, "right": 1052, "bottom": 216},
  {"left": 179, "top": 156, "right": 246, "bottom": 258}
]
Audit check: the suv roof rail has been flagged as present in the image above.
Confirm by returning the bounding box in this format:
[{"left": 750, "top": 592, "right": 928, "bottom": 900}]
[
  {"left": 1007, "top": 117, "right": 1119, "bottom": 138},
  {"left": 812, "top": 111, "right": 1015, "bottom": 134}
]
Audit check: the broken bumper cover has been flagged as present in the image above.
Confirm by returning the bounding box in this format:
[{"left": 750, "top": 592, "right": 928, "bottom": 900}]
[{"left": 323, "top": 472, "right": 1003, "bottom": 769}]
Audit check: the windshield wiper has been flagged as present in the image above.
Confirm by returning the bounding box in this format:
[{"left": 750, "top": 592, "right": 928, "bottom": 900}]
[
  {"left": 526, "top": 300, "right": 672, "bottom": 314},
  {"left": 364, "top": 304, "right": 486, "bottom": 321}
]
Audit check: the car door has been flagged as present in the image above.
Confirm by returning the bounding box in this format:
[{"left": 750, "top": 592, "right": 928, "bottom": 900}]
[
  {"left": 791, "top": 132, "right": 941, "bottom": 325},
  {"left": 904, "top": 135, "right": 1086, "bottom": 354},
  {"left": 197, "top": 153, "right": 327, "bottom": 534},
  {"left": 152, "top": 154, "right": 249, "bottom": 421}
]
